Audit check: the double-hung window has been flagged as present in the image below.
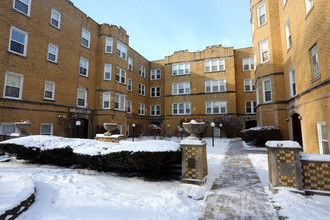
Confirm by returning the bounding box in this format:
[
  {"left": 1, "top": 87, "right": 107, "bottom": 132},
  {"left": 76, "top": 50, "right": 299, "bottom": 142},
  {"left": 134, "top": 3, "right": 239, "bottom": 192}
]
[
  {"left": 115, "top": 67, "right": 126, "bottom": 84},
  {"left": 0, "top": 123, "right": 16, "bottom": 135},
  {"left": 81, "top": 29, "right": 90, "bottom": 48},
  {"left": 103, "top": 92, "right": 110, "bottom": 109},
  {"left": 205, "top": 59, "right": 225, "bottom": 72},
  {"left": 262, "top": 79, "right": 272, "bottom": 103},
  {"left": 150, "top": 105, "right": 161, "bottom": 116},
  {"left": 116, "top": 41, "right": 127, "bottom": 60},
  {"left": 245, "top": 101, "right": 257, "bottom": 114},
  {"left": 138, "top": 103, "right": 145, "bottom": 115},
  {"left": 172, "top": 82, "right": 190, "bottom": 95},
  {"left": 104, "top": 64, "right": 112, "bottom": 81},
  {"left": 243, "top": 58, "right": 254, "bottom": 71},
  {"left": 289, "top": 67, "right": 296, "bottom": 97},
  {"left": 51, "top": 9, "right": 61, "bottom": 29},
  {"left": 285, "top": 20, "right": 292, "bottom": 49},
  {"left": 206, "top": 101, "right": 227, "bottom": 114},
  {"left": 305, "top": 0, "right": 313, "bottom": 13},
  {"left": 4, "top": 72, "right": 24, "bottom": 100},
  {"left": 105, "top": 37, "right": 113, "bottom": 54},
  {"left": 257, "top": 3, "right": 266, "bottom": 26},
  {"left": 172, "top": 103, "right": 191, "bottom": 115},
  {"left": 205, "top": 80, "right": 226, "bottom": 93},
  {"left": 47, "top": 43, "right": 58, "bottom": 63},
  {"left": 77, "top": 88, "right": 87, "bottom": 107},
  {"left": 172, "top": 63, "right": 190, "bottom": 76},
  {"left": 259, "top": 39, "right": 269, "bottom": 63},
  {"left": 79, "top": 57, "right": 89, "bottom": 77},
  {"left": 40, "top": 123, "right": 53, "bottom": 135},
  {"left": 139, "top": 65, "right": 146, "bottom": 77},
  {"left": 127, "top": 100, "right": 132, "bottom": 113},
  {"left": 13, "top": 0, "right": 31, "bottom": 16},
  {"left": 310, "top": 44, "right": 320, "bottom": 79},
  {"left": 151, "top": 69, "right": 161, "bottom": 80},
  {"left": 254, "top": 48, "right": 257, "bottom": 68},
  {"left": 127, "top": 78, "right": 132, "bottom": 91},
  {"left": 244, "top": 79, "right": 255, "bottom": 92},
  {"left": 9, "top": 27, "right": 28, "bottom": 56},
  {"left": 150, "top": 87, "right": 161, "bottom": 97},
  {"left": 128, "top": 57, "right": 133, "bottom": 71},
  {"left": 317, "top": 122, "right": 329, "bottom": 154},
  {"left": 44, "top": 81, "right": 55, "bottom": 100},
  {"left": 139, "top": 84, "right": 145, "bottom": 96},
  {"left": 115, "top": 93, "right": 125, "bottom": 111}
]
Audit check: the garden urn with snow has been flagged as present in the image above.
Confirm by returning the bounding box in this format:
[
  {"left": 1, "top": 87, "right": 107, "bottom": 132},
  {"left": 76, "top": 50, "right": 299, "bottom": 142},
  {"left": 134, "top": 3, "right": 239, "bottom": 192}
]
[
  {"left": 182, "top": 120, "right": 205, "bottom": 140},
  {"left": 103, "top": 123, "right": 118, "bottom": 136},
  {"left": 15, "top": 122, "right": 31, "bottom": 136}
]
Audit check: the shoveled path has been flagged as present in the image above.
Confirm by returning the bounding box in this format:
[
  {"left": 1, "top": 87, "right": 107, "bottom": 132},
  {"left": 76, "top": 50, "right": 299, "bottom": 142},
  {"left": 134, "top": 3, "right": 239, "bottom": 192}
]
[{"left": 202, "top": 139, "right": 277, "bottom": 219}]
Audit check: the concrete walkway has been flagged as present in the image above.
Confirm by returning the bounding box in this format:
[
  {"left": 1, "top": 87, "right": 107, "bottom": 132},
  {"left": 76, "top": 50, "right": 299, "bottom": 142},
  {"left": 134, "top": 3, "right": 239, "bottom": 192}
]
[{"left": 202, "top": 139, "right": 278, "bottom": 219}]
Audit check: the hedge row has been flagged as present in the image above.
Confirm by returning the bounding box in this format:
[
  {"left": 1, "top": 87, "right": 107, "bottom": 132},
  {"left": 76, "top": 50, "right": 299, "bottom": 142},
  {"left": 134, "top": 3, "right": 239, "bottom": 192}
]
[{"left": 240, "top": 126, "right": 282, "bottom": 147}]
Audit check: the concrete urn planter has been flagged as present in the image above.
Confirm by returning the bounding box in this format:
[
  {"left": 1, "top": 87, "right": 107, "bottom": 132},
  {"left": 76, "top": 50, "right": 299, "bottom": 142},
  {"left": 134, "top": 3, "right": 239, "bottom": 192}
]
[
  {"left": 15, "top": 122, "right": 31, "bottom": 136},
  {"left": 182, "top": 120, "right": 205, "bottom": 140},
  {"left": 103, "top": 123, "right": 118, "bottom": 136}
]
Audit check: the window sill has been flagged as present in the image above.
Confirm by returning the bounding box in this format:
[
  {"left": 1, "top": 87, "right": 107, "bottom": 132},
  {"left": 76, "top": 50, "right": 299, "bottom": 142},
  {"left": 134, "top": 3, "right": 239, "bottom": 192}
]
[
  {"left": 8, "top": 50, "right": 27, "bottom": 58},
  {"left": 3, "top": 96, "right": 22, "bottom": 100},
  {"left": 115, "top": 81, "right": 126, "bottom": 85},
  {"left": 43, "top": 98, "right": 55, "bottom": 102},
  {"left": 244, "top": 91, "right": 255, "bottom": 93},
  {"left": 47, "top": 59, "right": 58, "bottom": 64},
  {"left": 12, "top": 8, "right": 30, "bottom": 18},
  {"left": 260, "top": 60, "right": 270, "bottom": 65},
  {"left": 151, "top": 79, "right": 161, "bottom": 81},
  {"left": 205, "top": 70, "right": 225, "bottom": 74},
  {"left": 105, "top": 51, "right": 113, "bottom": 55},
  {"left": 150, "top": 96, "right": 161, "bottom": 98},
  {"left": 116, "top": 54, "right": 127, "bottom": 61},
  {"left": 311, "top": 75, "right": 321, "bottom": 83},
  {"left": 81, "top": 44, "right": 90, "bottom": 50},
  {"left": 79, "top": 74, "right": 89, "bottom": 78},
  {"left": 286, "top": 45, "right": 292, "bottom": 53},
  {"left": 305, "top": 6, "right": 314, "bottom": 19},
  {"left": 50, "top": 24, "right": 60, "bottom": 30},
  {"left": 172, "top": 74, "right": 190, "bottom": 77},
  {"left": 257, "top": 22, "right": 267, "bottom": 29},
  {"left": 104, "top": 79, "right": 111, "bottom": 81},
  {"left": 139, "top": 95, "right": 145, "bottom": 97}
]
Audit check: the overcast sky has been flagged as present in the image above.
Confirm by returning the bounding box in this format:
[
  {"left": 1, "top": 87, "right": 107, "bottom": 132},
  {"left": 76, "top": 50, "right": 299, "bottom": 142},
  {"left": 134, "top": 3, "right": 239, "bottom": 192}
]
[{"left": 70, "top": 0, "right": 252, "bottom": 61}]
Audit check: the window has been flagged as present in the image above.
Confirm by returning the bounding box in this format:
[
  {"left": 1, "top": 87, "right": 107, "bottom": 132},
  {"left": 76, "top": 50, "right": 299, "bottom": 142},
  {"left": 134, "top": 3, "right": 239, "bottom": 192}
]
[
  {"left": 283, "top": 0, "right": 287, "bottom": 7},
  {"left": 115, "top": 67, "right": 126, "bottom": 84},
  {"left": 305, "top": 0, "right": 313, "bottom": 13},
  {"left": 150, "top": 105, "right": 161, "bottom": 116},
  {"left": 40, "top": 123, "right": 53, "bottom": 135},
  {"left": 317, "top": 122, "right": 329, "bottom": 154},
  {"left": 139, "top": 84, "right": 145, "bottom": 96},
  {"left": 13, "top": 0, "right": 31, "bottom": 16},
  {"left": 105, "top": 37, "right": 113, "bottom": 54},
  {"left": 263, "top": 79, "right": 272, "bottom": 103},
  {"left": 172, "top": 102, "right": 191, "bottom": 115},
  {"left": 151, "top": 69, "right": 161, "bottom": 80},
  {"left": 103, "top": 92, "right": 110, "bottom": 109},
  {"left": 150, "top": 87, "right": 161, "bottom": 97},
  {"left": 127, "top": 78, "right": 132, "bottom": 91},
  {"left": 256, "top": 83, "right": 260, "bottom": 105},
  {"left": 205, "top": 59, "right": 225, "bottom": 72},
  {"left": 257, "top": 3, "right": 266, "bottom": 26},
  {"left": 285, "top": 20, "right": 292, "bottom": 49},
  {"left": 9, "top": 27, "right": 28, "bottom": 56},
  {"left": 259, "top": 39, "right": 269, "bottom": 63},
  {"left": 172, "top": 63, "right": 190, "bottom": 76},
  {"left": 310, "top": 44, "right": 320, "bottom": 79},
  {"left": 205, "top": 79, "right": 226, "bottom": 93},
  {"left": 44, "top": 81, "right": 55, "bottom": 100},
  {"left": 127, "top": 100, "right": 132, "bottom": 113},
  {"left": 77, "top": 88, "right": 87, "bottom": 107},
  {"left": 245, "top": 101, "right": 257, "bottom": 114},
  {"left": 81, "top": 29, "right": 90, "bottom": 48},
  {"left": 4, "top": 72, "right": 24, "bottom": 100},
  {"left": 139, "top": 65, "right": 146, "bottom": 77},
  {"left": 138, "top": 103, "right": 145, "bottom": 115},
  {"left": 104, "top": 64, "right": 112, "bottom": 81},
  {"left": 115, "top": 93, "right": 126, "bottom": 111},
  {"left": 254, "top": 48, "right": 257, "bottom": 68},
  {"left": 117, "top": 124, "right": 123, "bottom": 135},
  {"left": 116, "top": 41, "right": 127, "bottom": 60},
  {"left": 172, "top": 82, "right": 190, "bottom": 95},
  {"left": 47, "top": 43, "right": 58, "bottom": 63},
  {"left": 51, "top": 9, "right": 61, "bottom": 29},
  {"left": 243, "top": 58, "right": 254, "bottom": 71},
  {"left": 128, "top": 57, "right": 133, "bottom": 71},
  {"left": 244, "top": 79, "right": 255, "bottom": 92},
  {"left": 206, "top": 101, "right": 227, "bottom": 114},
  {"left": 0, "top": 123, "right": 16, "bottom": 135},
  {"left": 289, "top": 67, "right": 296, "bottom": 97},
  {"left": 79, "top": 57, "right": 89, "bottom": 77}
]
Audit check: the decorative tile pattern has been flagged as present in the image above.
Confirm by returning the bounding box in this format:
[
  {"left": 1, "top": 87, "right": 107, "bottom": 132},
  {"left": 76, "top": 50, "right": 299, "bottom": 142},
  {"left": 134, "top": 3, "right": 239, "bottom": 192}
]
[
  {"left": 276, "top": 150, "right": 295, "bottom": 188},
  {"left": 302, "top": 161, "right": 330, "bottom": 191},
  {"left": 184, "top": 146, "right": 198, "bottom": 179},
  {"left": 268, "top": 149, "right": 272, "bottom": 184}
]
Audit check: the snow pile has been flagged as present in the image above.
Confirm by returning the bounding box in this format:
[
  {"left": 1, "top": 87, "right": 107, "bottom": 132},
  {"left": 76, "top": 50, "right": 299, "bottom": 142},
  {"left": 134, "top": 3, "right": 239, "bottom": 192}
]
[
  {"left": 300, "top": 153, "right": 330, "bottom": 162},
  {"left": 246, "top": 126, "right": 278, "bottom": 131},
  {"left": 265, "top": 140, "right": 302, "bottom": 149}
]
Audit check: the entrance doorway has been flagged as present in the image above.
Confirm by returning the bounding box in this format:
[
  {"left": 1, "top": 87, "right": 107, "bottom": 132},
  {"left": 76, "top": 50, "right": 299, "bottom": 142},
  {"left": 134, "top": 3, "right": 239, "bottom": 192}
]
[
  {"left": 245, "top": 120, "right": 257, "bottom": 129},
  {"left": 292, "top": 113, "right": 303, "bottom": 147},
  {"left": 72, "top": 118, "right": 88, "bottom": 138}
]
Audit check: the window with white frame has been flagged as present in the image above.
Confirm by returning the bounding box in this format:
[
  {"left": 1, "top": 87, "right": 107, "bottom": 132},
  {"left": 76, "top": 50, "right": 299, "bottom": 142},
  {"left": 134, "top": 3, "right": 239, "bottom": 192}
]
[
  {"left": 40, "top": 123, "right": 53, "bottom": 135},
  {"left": 283, "top": 0, "right": 287, "bottom": 7},
  {"left": 263, "top": 79, "right": 272, "bottom": 102},
  {"left": 115, "top": 66, "right": 126, "bottom": 84},
  {"left": 243, "top": 58, "right": 254, "bottom": 71},
  {"left": 251, "top": 12, "right": 255, "bottom": 35},
  {"left": 206, "top": 101, "right": 227, "bottom": 114},
  {"left": 289, "top": 67, "right": 296, "bottom": 97},
  {"left": 104, "top": 64, "right": 112, "bottom": 81},
  {"left": 259, "top": 39, "right": 269, "bottom": 63},
  {"left": 245, "top": 101, "right": 257, "bottom": 114},
  {"left": 257, "top": 3, "right": 266, "bottom": 26},
  {"left": 172, "top": 82, "right": 190, "bottom": 95},
  {"left": 127, "top": 100, "right": 132, "bottom": 113},
  {"left": 128, "top": 57, "right": 133, "bottom": 71},
  {"left": 79, "top": 57, "right": 89, "bottom": 77},
  {"left": 317, "top": 122, "right": 329, "bottom": 154},
  {"left": 126, "top": 124, "right": 129, "bottom": 137},
  {"left": 205, "top": 79, "right": 226, "bottom": 93},
  {"left": 256, "top": 83, "right": 260, "bottom": 105},
  {"left": 47, "top": 43, "right": 58, "bottom": 63},
  {"left": 254, "top": 48, "right": 257, "bottom": 68},
  {"left": 116, "top": 41, "right": 127, "bottom": 60},
  {"left": 44, "top": 81, "right": 55, "bottom": 100},
  {"left": 205, "top": 59, "right": 225, "bottom": 72},
  {"left": 150, "top": 87, "right": 161, "bottom": 97},
  {"left": 81, "top": 29, "right": 90, "bottom": 48},
  {"left": 50, "top": 9, "right": 61, "bottom": 29},
  {"left": 105, "top": 37, "right": 113, "bottom": 54},
  {"left": 116, "top": 124, "right": 123, "bottom": 134},
  {"left": 103, "top": 92, "right": 110, "bottom": 109},
  {"left": 9, "top": 27, "right": 28, "bottom": 56},
  {"left": 285, "top": 20, "right": 292, "bottom": 49},
  {"left": 305, "top": 0, "right": 313, "bottom": 13},
  {"left": 172, "top": 63, "right": 190, "bottom": 76},
  {"left": 13, "top": 0, "right": 31, "bottom": 16},
  {"left": 150, "top": 105, "right": 161, "bottom": 116},
  {"left": 115, "top": 93, "right": 125, "bottom": 111},
  {"left": 310, "top": 44, "right": 320, "bottom": 79},
  {"left": 139, "top": 65, "right": 146, "bottom": 77},
  {"left": 172, "top": 102, "right": 191, "bottom": 115},
  {"left": 138, "top": 103, "right": 145, "bottom": 115},
  {"left": 139, "top": 84, "right": 145, "bottom": 96},
  {"left": 151, "top": 69, "right": 161, "bottom": 80},
  {"left": 127, "top": 78, "right": 132, "bottom": 91},
  {"left": 4, "top": 72, "right": 23, "bottom": 100},
  {"left": 244, "top": 79, "right": 255, "bottom": 92},
  {"left": 0, "top": 123, "right": 16, "bottom": 135},
  {"left": 77, "top": 88, "right": 87, "bottom": 107}
]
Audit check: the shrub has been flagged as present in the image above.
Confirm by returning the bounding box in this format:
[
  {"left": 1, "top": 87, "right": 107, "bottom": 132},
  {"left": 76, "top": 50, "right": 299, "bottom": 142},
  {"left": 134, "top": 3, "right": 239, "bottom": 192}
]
[
  {"left": 147, "top": 124, "right": 161, "bottom": 139},
  {"left": 213, "top": 115, "right": 244, "bottom": 138},
  {"left": 240, "top": 126, "right": 282, "bottom": 147},
  {"left": 133, "top": 124, "right": 143, "bottom": 137}
]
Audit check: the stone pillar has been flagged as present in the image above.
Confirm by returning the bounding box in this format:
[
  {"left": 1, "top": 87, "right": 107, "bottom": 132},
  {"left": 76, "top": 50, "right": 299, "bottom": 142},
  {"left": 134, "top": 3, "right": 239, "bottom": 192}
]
[{"left": 266, "top": 141, "right": 303, "bottom": 192}]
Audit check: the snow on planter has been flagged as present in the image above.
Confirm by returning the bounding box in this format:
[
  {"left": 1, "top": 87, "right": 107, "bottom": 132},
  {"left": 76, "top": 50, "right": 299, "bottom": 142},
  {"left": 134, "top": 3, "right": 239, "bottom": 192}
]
[{"left": 265, "top": 140, "right": 302, "bottom": 149}]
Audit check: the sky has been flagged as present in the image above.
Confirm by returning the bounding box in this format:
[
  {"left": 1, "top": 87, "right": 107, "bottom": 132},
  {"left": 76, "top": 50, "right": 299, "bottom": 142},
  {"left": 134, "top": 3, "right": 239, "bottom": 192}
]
[{"left": 70, "top": 0, "right": 252, "bottom": 61}]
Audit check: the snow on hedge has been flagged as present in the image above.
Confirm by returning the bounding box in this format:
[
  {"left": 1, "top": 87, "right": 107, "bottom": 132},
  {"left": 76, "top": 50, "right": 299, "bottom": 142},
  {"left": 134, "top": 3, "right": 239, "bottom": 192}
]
[
  {"left": 0, "top": 135, "right": 181, "bottom": 156},
  {"left": 243, "top": 126, "right": 279, "bottom": 131}
]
